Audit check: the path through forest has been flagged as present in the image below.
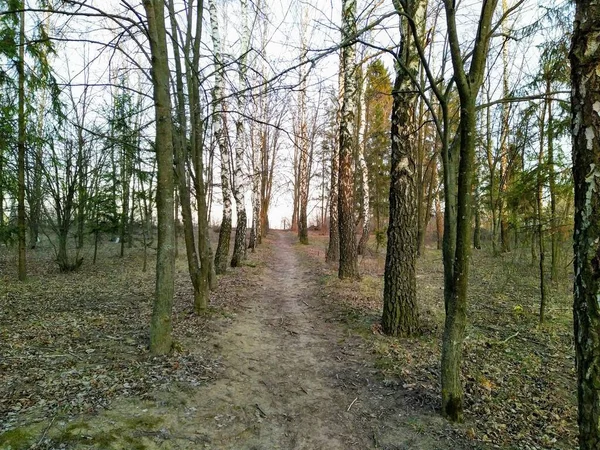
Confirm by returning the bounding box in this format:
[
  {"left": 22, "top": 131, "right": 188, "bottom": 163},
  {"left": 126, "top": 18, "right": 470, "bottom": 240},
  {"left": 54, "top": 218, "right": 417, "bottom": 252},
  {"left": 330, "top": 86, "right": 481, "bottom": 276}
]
[
  {"left": 162, "top": 231, "right": 465, "bottom": 450},
  {"left": 48, "top": 231, "right": 470, "bottom": 449}
]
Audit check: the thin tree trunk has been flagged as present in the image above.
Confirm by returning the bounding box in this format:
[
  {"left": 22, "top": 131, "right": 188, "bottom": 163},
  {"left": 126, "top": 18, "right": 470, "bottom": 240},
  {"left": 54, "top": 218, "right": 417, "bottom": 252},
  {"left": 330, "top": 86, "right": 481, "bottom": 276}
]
[
  {"left": 168, "top": 0, "right": 207, "bottom": 312},
  {"left": 538, "top": 98, "right": 547, "bottom": 324},
  {"left": 17, "top": 5, "right": 26, "bottom": 281},
  {"left": 441, "top": 0, "right": 498, "bottom": 422},
  {"left": 547, "top": 78, "right": 558, "bottom": 281},
  {"left": 210, "top": 0, "right": 233, "bottom": 275},
  {"left": 231, "top": 0, "right": 250, "bottom": 267},
  {"left": 144, "top": 0, "right": 176, "bottom": 355}
]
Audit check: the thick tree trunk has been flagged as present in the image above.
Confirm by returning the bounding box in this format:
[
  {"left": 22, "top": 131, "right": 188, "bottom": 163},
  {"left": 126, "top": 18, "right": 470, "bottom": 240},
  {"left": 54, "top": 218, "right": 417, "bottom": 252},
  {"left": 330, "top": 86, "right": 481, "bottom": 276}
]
[
  {"left": 144, "top": 0, "right": 176, "bottom": 355},
  {"left": 571, "top": 2, "right": 600, "bottom": 447},
  {"left": 338, "top": 0, "right": 359, "bottom": 280},
  {"left": 381, "top": 0, "right": 425, "bottom": 337},
  {"left": 297, "top": 70, "right": 309, "bottom": 244}
]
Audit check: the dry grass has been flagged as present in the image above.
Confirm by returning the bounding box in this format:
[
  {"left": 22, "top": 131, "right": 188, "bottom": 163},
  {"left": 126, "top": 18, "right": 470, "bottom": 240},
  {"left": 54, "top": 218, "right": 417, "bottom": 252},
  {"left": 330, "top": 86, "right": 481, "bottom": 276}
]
[{"left": 297, "top": 230, "right": 576, "bottom": 450}]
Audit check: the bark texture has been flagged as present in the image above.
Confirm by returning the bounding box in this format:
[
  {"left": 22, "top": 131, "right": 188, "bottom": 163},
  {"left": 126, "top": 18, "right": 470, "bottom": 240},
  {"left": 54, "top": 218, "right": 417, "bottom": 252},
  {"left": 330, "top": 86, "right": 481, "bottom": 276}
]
[
  {"left": 571, "top": 1, "right": 600, "bottom": 447},
  {"left": 231, "top": 0, "right": 250, "bottom": 267},
  {"left": 143, "top": 0, "right": 176, "bottom": 355},
  {"left": 209, "top": 0, "right": 233, "bottom": 274},
  {"left": 381, "top": 0, "right": 425, "bottom": 337},
  {"left": 337, "top": 0, "right": 359, "bottom": 280},
  {"left": 326, "top": 58, "right": 343, "bottom": 263}
]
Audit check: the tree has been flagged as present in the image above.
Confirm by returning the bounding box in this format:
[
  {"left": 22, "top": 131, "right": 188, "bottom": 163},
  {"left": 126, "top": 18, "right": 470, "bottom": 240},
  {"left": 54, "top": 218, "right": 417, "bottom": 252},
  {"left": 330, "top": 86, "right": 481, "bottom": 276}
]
[
  {"left": 231, "top": 0, "right": 250, "bottom": 267},
  {"left": 440, "top": 0, "right": 499, "bottom": 422},
  {"left": 17, "top": 3, "right": 25, "bottom": 280},
  {"left": 326, "top": 66, "right": 340, "bottom": 263},
  {"left": 381, "top": 0, "right": 425, "bottom": 337},
  {"left": 338, "top": 0, "right": 359, "bottom": 280},
  {"left": 363, "top": 59, "right": 392, "bottom": 237},
  {"left": 143, "top": 0, "right": 176, "bottom": 356},
  {"left": 571, "top": 0, "right": 600, "bottom": 446},
  {"left": 297, "top": 21, "right": 310, "bottom": 245},
  {"left": 210, "top": 0, "right": 233, "bottom": 275},
  {"left": 167, "top": 0, "right": 209, "bottom": 312}
]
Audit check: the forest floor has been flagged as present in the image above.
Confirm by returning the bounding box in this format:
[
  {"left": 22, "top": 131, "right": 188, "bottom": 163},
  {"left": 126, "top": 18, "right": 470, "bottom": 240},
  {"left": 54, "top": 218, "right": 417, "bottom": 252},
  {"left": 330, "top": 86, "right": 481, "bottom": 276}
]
[{"left": 0, "top": 230, "right": 576, "bottom": 449}]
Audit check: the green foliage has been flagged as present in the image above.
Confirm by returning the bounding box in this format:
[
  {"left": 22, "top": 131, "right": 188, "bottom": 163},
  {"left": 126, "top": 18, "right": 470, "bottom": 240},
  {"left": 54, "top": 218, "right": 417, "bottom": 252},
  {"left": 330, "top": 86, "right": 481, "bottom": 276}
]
[{"left": 363, "top": 59, "right": 392, "bottom": 229}]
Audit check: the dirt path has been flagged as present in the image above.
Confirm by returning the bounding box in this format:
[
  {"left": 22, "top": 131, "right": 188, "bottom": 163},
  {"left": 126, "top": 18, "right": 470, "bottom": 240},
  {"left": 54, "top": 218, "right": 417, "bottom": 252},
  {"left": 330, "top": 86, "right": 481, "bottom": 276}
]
[
  {"left": 164, "top": 231, "right": 464, "bottom": 450},
  {"left": 44, "top": 231, "right": 470, "bottom": 449}
]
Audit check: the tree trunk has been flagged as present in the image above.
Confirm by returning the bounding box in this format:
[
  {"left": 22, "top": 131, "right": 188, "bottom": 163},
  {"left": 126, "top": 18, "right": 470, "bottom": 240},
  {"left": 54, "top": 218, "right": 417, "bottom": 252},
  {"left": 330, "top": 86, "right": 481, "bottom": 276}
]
[
  {"left": 168, "top": 0, "right": 207, "bottom": 313},
  {"left": 231, "top": 0, "right": 250, "bottom": 267},
  {"left": 209, "top": 0, "right": 233, "bottom": 275},
  {"left": 547, "top": 78, "right": 558, "bottom": 281},
  {"left": 499, "top": 0, "right": 511, "bottom": 253},
  {"left": 570, "top": 2, "right": 600, "bottom": 446},
  {"left": 326, "top": 56, "right": 342, "bottom": 263},
  {"left": 537, "top": 97, "right": 547, "bottom": 324},
  {"left": 186, "top": 0, "right": 215, "bottom": 297},
  {"left": 17, "top": 5, "right": 26, "bottom": 281},
  {"left": 143, "top": 0, "right": 176, "bottom": 355},
  {"left": 435, "top": 184, "right": 443, "bottom": 250},
  {"left": 441, "top": 0, "right": 498, "bottom": 422},
  {"left": 357, "top": 132, "right": 370, "bottom": 255},
  {"left": 338, "top": 0, "right": 359, "bottom": 280},
  {"left": 381, "top": 0, "right": 425, "bottom": 337}
]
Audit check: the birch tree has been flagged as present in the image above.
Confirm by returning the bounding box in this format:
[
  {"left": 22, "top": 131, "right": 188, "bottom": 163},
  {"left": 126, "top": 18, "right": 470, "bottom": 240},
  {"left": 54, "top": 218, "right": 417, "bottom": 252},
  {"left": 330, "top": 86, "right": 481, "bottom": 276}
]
[
  {"left": 356, "top": 87, "right": 370, "bottom": 255},
  {"left": 210, "top": 0, "right": 233, "bottom": 274},
  {"left": 338, "top": 0, "right": 359, "bottom": 280},
  {"left": 231, "top": 0, "right": 250, "bottom": 267},
  {"left": 571, "top": 0, "right": 600, "bottom": 446},
  {"left": 297, "top": 10, "right": 310, "bottom": 245},
  {"left": 381, "top": 0, "right": 426, "bottom": 337}
]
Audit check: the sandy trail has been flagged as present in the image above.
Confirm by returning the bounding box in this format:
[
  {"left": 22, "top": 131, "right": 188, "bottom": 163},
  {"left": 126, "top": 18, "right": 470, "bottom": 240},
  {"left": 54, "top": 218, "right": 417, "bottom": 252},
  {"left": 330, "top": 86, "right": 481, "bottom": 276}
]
[
  {"left": 173, "top": 231, "right": 461, "bottom": 450},
  {"left": 186, "top": 231, "right": 365, "bottom": 449}
]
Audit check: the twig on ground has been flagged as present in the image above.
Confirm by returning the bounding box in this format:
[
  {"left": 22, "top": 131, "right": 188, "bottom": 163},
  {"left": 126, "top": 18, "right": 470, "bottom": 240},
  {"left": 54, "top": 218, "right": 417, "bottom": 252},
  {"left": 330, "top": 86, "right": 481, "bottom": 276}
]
[
  {"left": 255, "top": 403, "right": 267, "bottom": 417},
  {"left": 347, "top": 396, "right": 358, "bottom": 411},
  {"left": 37, "top": 414, "right": 56, "bottom": 447},
  {"left": 501, "top": 332, "right": 520, "bottom": 344}
]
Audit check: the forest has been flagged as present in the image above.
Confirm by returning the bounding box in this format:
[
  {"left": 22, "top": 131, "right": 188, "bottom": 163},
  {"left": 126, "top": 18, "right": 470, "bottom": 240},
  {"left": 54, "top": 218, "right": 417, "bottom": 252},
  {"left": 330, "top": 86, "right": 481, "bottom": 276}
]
[{"left": 0, "top": 0, "right": 599, "bottom": 449}]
